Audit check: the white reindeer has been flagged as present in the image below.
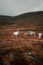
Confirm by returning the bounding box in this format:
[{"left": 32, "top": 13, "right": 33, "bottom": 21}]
[
  {"left": 38, "top": 33, "right": 42, "bottom": 38},
  {"left": 13, "top": 31, "right": 19, "bottom": 36},
  {"left": 28, "top": 31, "right": 35, "bottom": 36}
]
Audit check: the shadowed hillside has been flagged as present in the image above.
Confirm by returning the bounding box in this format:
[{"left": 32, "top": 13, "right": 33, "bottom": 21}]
[
  {"left": 0, "top": 11, "right": 43, "bottom": 65},
  {"left": 0, "top": 11, "right": 43, "bottom": 25}
]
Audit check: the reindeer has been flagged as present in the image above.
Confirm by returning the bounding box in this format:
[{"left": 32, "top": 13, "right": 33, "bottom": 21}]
[
  {"left": 38, "top": 33, "right": 43, "bottom": 39},
  {"left": 13, "top": 31, "right": 19, "bottom": 36},
  {"left": 28, "top": 31, "right": 35, "bottom": 36}
]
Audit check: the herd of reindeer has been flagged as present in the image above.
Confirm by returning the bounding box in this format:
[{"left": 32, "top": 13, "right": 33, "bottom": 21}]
[{"left": 13, "top": 30, "right": 43, "bottom": 39}]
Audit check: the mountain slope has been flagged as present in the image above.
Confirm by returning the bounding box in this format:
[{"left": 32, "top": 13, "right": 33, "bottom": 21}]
[{"left": 0, "top": 11, "right": 43, "bottom": 25}]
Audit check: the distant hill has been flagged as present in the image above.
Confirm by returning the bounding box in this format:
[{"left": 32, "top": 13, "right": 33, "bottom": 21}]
[{"left": 0, "top": 11, "right": 43, "bottom": 25}]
